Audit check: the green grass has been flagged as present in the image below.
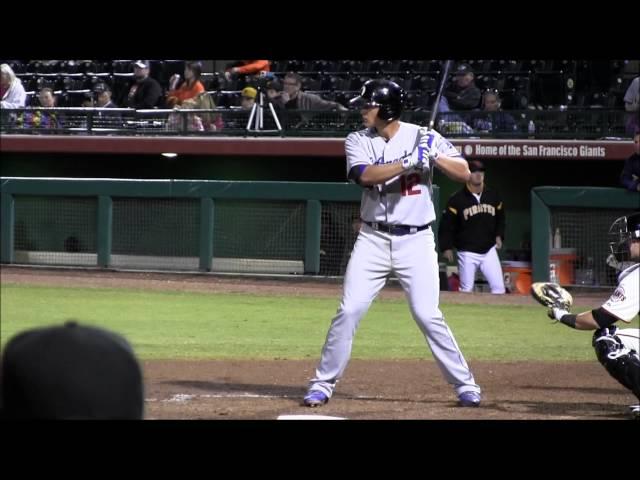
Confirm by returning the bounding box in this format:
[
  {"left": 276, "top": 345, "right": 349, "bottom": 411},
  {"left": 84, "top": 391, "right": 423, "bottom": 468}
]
[{"left": 1, "top": 283, "right": 637, "bottom": 361}]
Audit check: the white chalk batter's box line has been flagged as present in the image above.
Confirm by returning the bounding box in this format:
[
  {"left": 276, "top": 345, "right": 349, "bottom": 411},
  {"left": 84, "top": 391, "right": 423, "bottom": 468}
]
[
  {"left": 146, "top": 393, "right": 299, "bottom": 403},
  {"left": 146, "top": 393, "right": 395, "bottom": 403}
]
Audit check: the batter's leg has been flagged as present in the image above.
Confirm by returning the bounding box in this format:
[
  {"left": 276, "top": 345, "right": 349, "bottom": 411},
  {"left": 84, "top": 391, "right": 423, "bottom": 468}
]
[
  {"left": 394, "top": 230, "right": 481, "bottom": 397},
  {"left": 479, "top": 246, "right": 506, "bottom": 294},
  {"left": 307, "top": 226, "right": 390, "bottom": 398}
]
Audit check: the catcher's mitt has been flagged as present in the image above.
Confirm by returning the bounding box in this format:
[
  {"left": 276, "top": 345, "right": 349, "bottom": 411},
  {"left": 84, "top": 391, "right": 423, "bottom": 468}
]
[{"left": 530, "top": 282, "right": 573, "bottom": 310}]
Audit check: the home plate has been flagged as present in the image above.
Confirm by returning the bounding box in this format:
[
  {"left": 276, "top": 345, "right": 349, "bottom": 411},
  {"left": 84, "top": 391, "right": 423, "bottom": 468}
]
[{"left": 277, "top": 414, "right": 346, "bottom": 420}]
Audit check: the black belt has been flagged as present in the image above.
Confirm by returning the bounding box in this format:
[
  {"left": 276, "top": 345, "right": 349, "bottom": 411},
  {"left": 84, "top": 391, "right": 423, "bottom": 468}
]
[{"left": 363, "top": 221, "right": 432, "bottom": 236}]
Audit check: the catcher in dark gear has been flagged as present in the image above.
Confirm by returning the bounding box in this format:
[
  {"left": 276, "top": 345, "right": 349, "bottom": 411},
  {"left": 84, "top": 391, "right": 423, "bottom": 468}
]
[{"left": 531, "top": 212, "right": 640, "bottom": 419}]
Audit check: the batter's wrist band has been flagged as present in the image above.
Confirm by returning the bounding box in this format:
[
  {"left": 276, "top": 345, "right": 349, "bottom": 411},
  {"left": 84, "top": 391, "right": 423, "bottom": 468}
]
[{"left": 559, "top": 314, "right": 577, "bottom": 329}]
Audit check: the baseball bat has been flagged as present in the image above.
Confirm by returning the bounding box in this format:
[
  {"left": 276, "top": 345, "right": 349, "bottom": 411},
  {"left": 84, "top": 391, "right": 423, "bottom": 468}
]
[
  {"left": 427, "top": 60, "right": 453, "bottom": 197},
  {"left": 428, "top": 59, "right": 453, "bottom": 131}
]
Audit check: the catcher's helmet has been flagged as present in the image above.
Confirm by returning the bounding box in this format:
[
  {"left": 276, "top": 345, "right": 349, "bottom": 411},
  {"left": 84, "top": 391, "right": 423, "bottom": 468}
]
[
  {"left": 349, "top": 79, "right": 405, "bottom": 121},
  {"left": 609, "top": 212, "right": 640, "bottom": 262}
]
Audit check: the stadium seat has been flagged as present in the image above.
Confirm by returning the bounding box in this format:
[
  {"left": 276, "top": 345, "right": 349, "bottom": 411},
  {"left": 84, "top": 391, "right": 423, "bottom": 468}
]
[
  {"left": 112, "top": 60, "right": 133, "bottom": 74},
  {"left": 201, "top": 73, "right": 221, "bottom": 91},
  {"left": 369, "top": 60, "right": 394, "bottom": 74},
  {"left": 425, "top": 60, "right": 442, "bottom": 73},
  {"left": 302, "top": 76, "right": 322, "bottom": 91},
  {"left": 284, "top": 60, "right": 305, "bottom": 72},
  {"left": 9, "top": 60, "right": 26, "bottom": 74},
  {"left": 396, "top": 60, "right": 416, "bottom": 73},
  {"left": 306, "top": 60, "right": 334, "bottom": 73},
  {"left": 23, "top": 75, "right": 39, "bottom": 92},
  {"left": 337, "top": 60, "right": 363, "bottom": 74}
]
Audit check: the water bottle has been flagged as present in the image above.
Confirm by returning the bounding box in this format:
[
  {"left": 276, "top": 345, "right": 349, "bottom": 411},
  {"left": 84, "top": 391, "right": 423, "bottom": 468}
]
[
  {"left": 553, "top": 228, "right": 562, "bottom": 249},
  {"left": 528, "top": 120, "right": 535, "bottom": 137},
  {"left": 585, "top": 257, "right": 594, "bottom": 285}
]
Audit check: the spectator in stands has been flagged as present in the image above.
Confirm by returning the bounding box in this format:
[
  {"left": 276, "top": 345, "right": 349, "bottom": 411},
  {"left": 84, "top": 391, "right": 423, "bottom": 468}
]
[
  {"left": 166, "top": 61, "right": 206, "bottom": 108},
  {"left": 270, "top": 72, "right": 346, "bottom": 129},
  {"left": 126, "top": 60, "right": 163, "bottom": 109},
  {"left": 80, "top": 92, "right": 94, "bottom": 108},
  {"left": 441, "top": 63, "right": 482, "bottom": 112},
  {"left": 471, "top": 89, "right": 517, "bottom": 134},
  {"left": 240, "top": 86, "right": 257, "bottom": 111},
  {"left": 16, "top": 87, "right": 63, "bottom": 129},
  {"left": 93, "top": 83, "right": 121, "bottom": 129},
  {"left": 624, "top": 76, "right": 639, "bottom": 136},
  {"left": 1, "top": 63, "right": 26, "bottom": 109},
  {"left": 1, "top": 63, "right": 27, "bottom": 128},
  {"left": 224, "top": 60, "right": 270, "bottom": 82},
  {"left": 0, "top": 321, "right": 144, "bottom": 420},
  {"left": 167, "top": 92, "right": 222, "bottom": 133},
  {"left": 277, "top": 72, "right": 347, "bottom": 112},
  {"left": 620, "top": 130, "right": 640, "bottom": 192},
  {"left": 265, "top": 79, "right": 283, "bottom": 109},
  {"left": 95, "top": 83, "right": 117, "bottom": 108},
  {"left": 436, "top": 64, "right": 481, "bottom": 135}
]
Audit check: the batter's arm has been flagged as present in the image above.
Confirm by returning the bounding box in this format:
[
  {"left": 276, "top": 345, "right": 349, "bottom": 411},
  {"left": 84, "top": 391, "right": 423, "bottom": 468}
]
[
  {"left": 358, "top": 163, "right": 408, "bottom": 186},
  {"left": 434, "top": 155, "right": 471, "bottom": 183}
]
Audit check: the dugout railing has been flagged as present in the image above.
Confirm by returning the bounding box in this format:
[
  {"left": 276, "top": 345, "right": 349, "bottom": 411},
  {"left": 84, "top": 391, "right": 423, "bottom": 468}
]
[{"left": 0, "top": 106, "right": 630, "bottom": 140}]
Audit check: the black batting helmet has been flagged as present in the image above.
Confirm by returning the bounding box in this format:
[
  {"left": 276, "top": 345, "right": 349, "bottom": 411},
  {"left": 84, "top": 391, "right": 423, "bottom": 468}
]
[
  {"left": 349, "top": 79, "right": 405, "bottom": 121},
  {"left": 609, "top": 212, "right": 640, "bottom": 263}
]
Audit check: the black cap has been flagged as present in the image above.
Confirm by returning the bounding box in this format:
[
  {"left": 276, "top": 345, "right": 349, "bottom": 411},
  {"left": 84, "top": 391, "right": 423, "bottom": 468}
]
[
  {"left": 0, "top": 321, "right": 144, "bottom": 419},
  {"left": 94, "top": 83, "right": 111, "bottom": 93},
  {"left": 469, "top": 160, "right": 485, "bottom": 172},
  {"left": 455, "top": 63, "right": 474, "bottom": 75}
]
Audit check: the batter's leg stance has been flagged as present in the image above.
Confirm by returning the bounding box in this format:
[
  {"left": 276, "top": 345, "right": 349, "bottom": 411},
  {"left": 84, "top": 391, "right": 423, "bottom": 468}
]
[
  {"left": 394, "top": 230, "right": 481, "bottom": 398},
  {"left": 307, "top": 227, "right": 390, "bottom": 399},
  {"left": 592, "top": 327, "right": 640, "bottom": 402},
  {"left": 479, "top": 246, "right": 505, "bottom": 294}
]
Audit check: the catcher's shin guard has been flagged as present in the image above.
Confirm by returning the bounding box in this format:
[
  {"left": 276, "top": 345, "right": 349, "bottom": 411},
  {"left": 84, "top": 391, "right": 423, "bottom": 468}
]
[{"left": 592, "top": 327, "right": 640, "bottom": 401}]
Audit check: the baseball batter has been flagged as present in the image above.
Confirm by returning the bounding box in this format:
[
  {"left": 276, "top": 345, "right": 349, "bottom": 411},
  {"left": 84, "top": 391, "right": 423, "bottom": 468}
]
[
  {"left": 541, "top": 212, "right": 640, "bottom": 418},
  {"left": 303, "top": 79, "right": 482, "bottom": 408},
  {"left": 438, "top": 160, "right": 506, "bottom": 294}
]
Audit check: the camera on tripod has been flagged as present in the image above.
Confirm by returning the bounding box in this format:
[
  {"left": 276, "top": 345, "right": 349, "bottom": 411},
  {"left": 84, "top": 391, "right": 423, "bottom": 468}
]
[
  {"left": 251, "top": 72, "right": 272, "bottom": 91},
  {"left": 245, "top": 72, "right": 283, "bottom": 134}
]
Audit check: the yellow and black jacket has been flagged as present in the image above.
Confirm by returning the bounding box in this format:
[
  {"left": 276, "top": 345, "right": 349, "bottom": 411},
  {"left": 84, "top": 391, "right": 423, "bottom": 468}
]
[{"left": 438, "top": 184, "right": 505, "bottom": 254}]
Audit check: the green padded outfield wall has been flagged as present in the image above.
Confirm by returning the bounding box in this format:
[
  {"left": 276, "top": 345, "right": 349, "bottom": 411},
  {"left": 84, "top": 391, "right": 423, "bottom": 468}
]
[{"left": 0, "top": 152, "right": 628, "bottom": 255}]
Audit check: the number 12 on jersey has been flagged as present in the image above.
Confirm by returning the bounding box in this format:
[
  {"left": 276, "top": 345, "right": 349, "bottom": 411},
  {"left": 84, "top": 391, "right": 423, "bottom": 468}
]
[{"left": 400, "top": 173, "right": 421, "bottom": 196}]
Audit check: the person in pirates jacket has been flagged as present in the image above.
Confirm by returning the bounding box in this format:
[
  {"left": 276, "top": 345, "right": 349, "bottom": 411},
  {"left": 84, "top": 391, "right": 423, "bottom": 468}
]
[{"left": 438, "top": 160, "right": 506, "bottom": 294}]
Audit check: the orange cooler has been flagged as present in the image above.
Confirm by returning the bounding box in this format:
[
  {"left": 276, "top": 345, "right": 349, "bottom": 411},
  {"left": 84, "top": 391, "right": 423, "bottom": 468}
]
[
  {"left": 502, "top": 261, "right": 532, "bottom": 294},
  {"left": 550, "top": 248, "right": 577, "bottom": 285}
]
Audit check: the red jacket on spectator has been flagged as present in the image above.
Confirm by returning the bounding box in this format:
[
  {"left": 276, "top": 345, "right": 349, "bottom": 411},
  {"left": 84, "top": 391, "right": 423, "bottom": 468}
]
[
  {"left": 228, "top": 60, "right": 270, "bottom": 75},
  {"left": 166, "top": 80, "right": 205, "bottom": 107}
]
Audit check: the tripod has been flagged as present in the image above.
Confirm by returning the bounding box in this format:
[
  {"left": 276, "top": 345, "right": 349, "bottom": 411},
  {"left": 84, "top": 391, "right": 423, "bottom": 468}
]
[{"left": 246, "top": 88, "right": 283, "bottom": 134}]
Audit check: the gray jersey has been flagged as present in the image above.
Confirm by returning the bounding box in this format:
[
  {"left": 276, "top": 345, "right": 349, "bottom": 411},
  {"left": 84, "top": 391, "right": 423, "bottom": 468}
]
[
  {"left": 602, "top": 263, "right": 640, "bottom": 323},
  {"left": 345, "top": 122, "right": 462, "bottom": 226}
]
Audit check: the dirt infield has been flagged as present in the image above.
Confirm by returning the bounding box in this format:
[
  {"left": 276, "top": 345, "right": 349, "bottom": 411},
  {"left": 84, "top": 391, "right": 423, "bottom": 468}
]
[
  {"left": 143, "top": 359, "right": 635, "bottom": 420},
  {"left": 2, "top": 266, "right": 634, "bottom": 420}
]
